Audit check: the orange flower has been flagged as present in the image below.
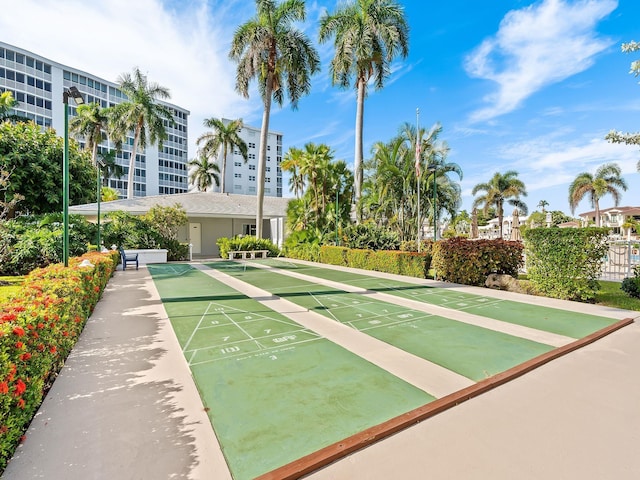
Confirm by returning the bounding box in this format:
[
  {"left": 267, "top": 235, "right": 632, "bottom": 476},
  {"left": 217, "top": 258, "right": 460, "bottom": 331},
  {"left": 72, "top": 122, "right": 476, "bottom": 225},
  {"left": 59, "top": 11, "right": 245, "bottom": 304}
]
[
  {"left": 0, "top": 382, "right": 8, "bottom": 394},
  {"left": 20, "top": 353, "right": 32, "bottom": 361},
  {"left": 12, "top": 327, "right": 25, "bottom": 337},
  {"left": 14, "top": 379, "right": 26, "bottom": 396}
]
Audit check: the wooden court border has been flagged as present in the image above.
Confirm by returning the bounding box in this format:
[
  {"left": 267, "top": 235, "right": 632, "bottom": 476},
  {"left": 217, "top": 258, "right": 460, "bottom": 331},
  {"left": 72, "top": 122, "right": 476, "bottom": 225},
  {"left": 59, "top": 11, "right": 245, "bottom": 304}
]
[{"left": 256, "top": 317, "right": 634, "bottom": 480}]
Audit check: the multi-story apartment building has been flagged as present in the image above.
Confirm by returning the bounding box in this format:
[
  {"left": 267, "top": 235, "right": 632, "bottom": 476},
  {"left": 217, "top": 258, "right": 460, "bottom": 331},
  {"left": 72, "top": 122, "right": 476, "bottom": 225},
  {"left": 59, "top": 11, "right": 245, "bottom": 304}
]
[
  {"left": 0, "top": 41, "right": 189, "bottom": 198},
  {"left": 222, "top": 119, "right": 283, "bottom": 198}
]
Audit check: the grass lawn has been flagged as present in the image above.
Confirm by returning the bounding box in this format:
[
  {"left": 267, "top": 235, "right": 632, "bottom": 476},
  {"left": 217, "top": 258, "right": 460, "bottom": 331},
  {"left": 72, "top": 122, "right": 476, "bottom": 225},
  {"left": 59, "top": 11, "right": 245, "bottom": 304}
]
[
  {"left": 596, "top": 281, "right": 640, "bottom": 311},
  {"left": 0, "top": 276, "right": 24, "bottom": 302}
]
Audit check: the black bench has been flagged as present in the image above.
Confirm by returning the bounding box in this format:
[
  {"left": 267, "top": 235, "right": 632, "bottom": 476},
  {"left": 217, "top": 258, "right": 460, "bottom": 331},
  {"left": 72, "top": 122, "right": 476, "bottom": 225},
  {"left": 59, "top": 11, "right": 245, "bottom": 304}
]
[{"left": 119, "top": 247, "right": 139, "bottom": 270}]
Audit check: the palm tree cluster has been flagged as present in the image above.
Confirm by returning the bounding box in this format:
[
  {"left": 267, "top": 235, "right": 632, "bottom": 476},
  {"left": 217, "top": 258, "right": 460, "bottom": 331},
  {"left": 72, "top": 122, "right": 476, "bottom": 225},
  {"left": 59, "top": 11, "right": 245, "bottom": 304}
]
[
  {"left": 230, "top": 0, "right": 409, "bottom": 237},
  {"left": 362, "top": 122, "right": 462, "bottom": 242},
  {"left": 281, "top": 143, "right": 354, "bottom": 238},
  {"left": 68, "top": 67, "right": 175, "bottom": 200}
]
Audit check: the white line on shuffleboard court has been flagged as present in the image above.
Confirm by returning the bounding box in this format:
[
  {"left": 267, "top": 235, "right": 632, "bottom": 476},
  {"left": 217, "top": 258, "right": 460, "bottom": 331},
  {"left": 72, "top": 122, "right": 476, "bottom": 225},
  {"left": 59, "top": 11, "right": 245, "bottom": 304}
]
[
  {"left": 308, "top": 291, "right": 341, "bottom": 322},
  {"left": 182, "top": 302, "right": 213, "bottom": 353}
]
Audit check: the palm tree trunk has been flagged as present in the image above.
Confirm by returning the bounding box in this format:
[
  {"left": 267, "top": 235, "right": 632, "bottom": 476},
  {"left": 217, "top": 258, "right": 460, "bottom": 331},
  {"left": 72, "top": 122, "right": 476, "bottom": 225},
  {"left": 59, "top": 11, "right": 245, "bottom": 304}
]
[
  {"left": 91, "top": 141, "right": 98, "bottom": 167},
  {"left": 595, "top": 200, "right": 600, "bottom": 227},
  {"left": 221, "top": 144, "right": 227, "bottom": 194},
  {"left": 498, "top": 202, "right": 504, "bottom": 239},
  {"left": 354, "top": 77, "right": 365, "bottom": 221},
  {"left": 256, "top": 81, "right": 273, "bottom": 239},
  {"left": 127, "top": 123, "right": 142, "bottom": 199}
]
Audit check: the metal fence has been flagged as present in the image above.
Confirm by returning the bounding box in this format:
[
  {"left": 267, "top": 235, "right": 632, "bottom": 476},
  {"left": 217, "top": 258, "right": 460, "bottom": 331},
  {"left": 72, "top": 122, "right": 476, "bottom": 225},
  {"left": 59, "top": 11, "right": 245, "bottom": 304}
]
[{"left": 600, "top": 240, "right": 640, "bottom": 281}]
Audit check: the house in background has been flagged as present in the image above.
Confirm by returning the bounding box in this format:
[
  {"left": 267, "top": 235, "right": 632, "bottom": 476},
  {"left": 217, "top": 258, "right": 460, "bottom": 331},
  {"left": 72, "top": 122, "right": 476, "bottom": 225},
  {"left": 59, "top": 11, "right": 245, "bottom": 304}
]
[
  {"left": 578, "top": 206, "right": 640, "bottom": 239},
  {"left": 70, "top": 191, "right": 290, "bottom": 257}
]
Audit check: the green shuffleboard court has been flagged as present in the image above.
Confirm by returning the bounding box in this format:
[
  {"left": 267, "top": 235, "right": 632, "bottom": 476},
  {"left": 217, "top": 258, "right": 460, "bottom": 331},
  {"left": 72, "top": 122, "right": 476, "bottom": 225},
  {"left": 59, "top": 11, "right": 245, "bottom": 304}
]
[
  {"left": 148, "top": 264, "right": 434, "bottom": 480},
  {"left": 206, "top": 261, "right": 554, "bottom": 381},
  {"left": 254, "top": 258, "right": 619, "bottom": 338}
]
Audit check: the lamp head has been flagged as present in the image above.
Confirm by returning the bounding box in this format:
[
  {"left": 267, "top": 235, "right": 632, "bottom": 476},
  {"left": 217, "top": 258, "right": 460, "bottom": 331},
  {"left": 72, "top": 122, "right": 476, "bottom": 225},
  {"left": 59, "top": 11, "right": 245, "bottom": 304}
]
[{"left": 66, "top": 86, "right": 85, "bottom": 105}]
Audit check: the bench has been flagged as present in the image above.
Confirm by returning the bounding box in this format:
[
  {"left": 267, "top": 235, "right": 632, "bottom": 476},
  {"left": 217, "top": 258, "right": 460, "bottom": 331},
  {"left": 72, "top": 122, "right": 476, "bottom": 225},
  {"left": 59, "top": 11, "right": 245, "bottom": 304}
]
[
  {"left": 119, "top": 247, "right": 139, "bottom": 270},
  {"left": 227, "top": 250, "right": 269, "bottom": 260}
]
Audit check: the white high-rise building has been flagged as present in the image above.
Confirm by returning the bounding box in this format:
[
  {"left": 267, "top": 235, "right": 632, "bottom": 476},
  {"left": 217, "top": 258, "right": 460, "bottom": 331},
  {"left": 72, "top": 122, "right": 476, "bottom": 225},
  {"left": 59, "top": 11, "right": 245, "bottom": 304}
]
[
  {"left": 220, "top": 119, "right": 283, "bottom": 197},
  {"left": 0, "top": 41, "right": 189, "bottom": 198}
]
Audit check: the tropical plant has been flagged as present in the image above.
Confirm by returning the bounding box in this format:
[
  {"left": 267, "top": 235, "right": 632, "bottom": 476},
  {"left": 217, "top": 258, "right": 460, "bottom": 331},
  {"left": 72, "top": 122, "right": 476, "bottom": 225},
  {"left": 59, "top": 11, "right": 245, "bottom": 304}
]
[
  {"left": 606, "top": 40, "right": 640, "bottom": 171},
  {"left": 319, "top": 0, "right": 409, "bottom": 211},
  {"left": 229, "top": 0, "right": 320, "bottom": 238},
  {"left": 0, "top": 91, "right": 19, "bottom": 122},
  {"left": 568, "top": 163, "right": 627, "bottom": 226},
  {"left": 281, "top": 147, "right": 305, "bottom": 198},
  {"left": 109, "top": 67, "right": 175, "bottom": 199},
  {"left": 101, "top": 187, "right": 119, "bottom": 202},
  {"left": 0, "top": 122, "right": 95, "bottom": 217},
  {"left": 197, "top": 117, "right": 248, "bottom": 193},
  {"left": 69, "top": 102, "right": 109, "bottom": 166},
  {"left": 472, "top": 170, "right": 528, "bottom": 239},
  {"left": 188, "top": 154, "right": 220, "bottom": 192},
  {"left": 363, "top": 122, "right": 461, "bottom": 243}
]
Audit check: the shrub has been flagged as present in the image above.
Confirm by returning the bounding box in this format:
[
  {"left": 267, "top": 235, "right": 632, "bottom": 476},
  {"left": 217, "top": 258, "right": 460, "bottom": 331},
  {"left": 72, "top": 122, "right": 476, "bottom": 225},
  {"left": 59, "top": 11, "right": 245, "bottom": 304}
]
[
  {"left": 0, "top": 250, "right": 118, "bottom": 472},
  {"left": 319, "top": 246, "right": 348, "bottom": 266},
  {"left": 368, "top": 250, "right": 431, "bottom": 278},
  {"left": 523, "top": 227, "right": 609, "bottom": 302},
  {"left": 400, "top": 239, "right": 434, "bottom": 255},
  {"left": 282, "top": 230, "right": 320, "bottom": 261},
  {"left": 342, "top": 223, "right": 400, "bottom": 251},
  {"left": 621, "top": 266, "right": 640, "bottom": 299},
  {"left": 216, "top": 236, "right": 280, "bottom": 259},
  {"left": 432, "top": 238, "right": 524, "bottom": 286}
]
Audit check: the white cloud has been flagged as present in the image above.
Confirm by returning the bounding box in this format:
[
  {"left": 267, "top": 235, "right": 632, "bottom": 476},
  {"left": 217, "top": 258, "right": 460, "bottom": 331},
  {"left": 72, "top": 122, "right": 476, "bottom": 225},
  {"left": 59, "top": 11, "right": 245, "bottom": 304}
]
[
  {"left": 0, "top": 0, "right": 258, "bottom": 156},
  {"left": 464, "top": 0, "right": 617, "bottom": 122}
]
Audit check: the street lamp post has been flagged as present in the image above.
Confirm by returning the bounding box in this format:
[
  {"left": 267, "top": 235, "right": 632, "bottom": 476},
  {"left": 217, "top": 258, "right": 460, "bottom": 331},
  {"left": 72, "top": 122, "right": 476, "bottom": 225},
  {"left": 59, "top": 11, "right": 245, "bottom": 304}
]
[
  {"left": 335, "top": 179, "right": 340, "bottom": 245},
  {"left": 63, "top": 86, "right": 84, "bottom": 266},
  {"left": 428, "top": 164, "right": 437, "bottom": 241},
  {"left": 96, "top": 158, "right": 105, "bottom": 249}
]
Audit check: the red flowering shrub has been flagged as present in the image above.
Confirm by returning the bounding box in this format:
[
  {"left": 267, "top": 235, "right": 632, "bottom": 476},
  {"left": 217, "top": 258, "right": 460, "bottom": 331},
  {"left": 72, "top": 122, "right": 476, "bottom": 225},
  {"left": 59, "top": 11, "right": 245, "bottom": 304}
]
[{"left": 0, "top": 250, "right": 118, "bottom": 472}]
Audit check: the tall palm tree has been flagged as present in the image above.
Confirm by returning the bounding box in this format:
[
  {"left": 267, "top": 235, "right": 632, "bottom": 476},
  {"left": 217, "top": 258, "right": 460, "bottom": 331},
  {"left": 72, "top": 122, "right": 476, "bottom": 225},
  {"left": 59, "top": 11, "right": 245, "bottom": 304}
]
[
  {"left": 197, "top": 117, "right": 248, "bottom": 194},
  {"left": 568, "top": 163, "right": 628, "bottom": 226},
  {"left": 472, "top": 171, "right": 528, "bottom": 239},
  {"left": 319, "top": 0, "right": 409, "bottom": 213},
  {"left": 230, "top": 0, "right": 320, "bottom": 238},
  {"left": 69, "top": 102, "right": 109, "bottom": 166},
  {"left": 188, "top": 154, "right": 221, "bottom": 192},
  {"left": 281, "top": 146, "right": 306, "bottom": 198},
  {"left": 109, "top": 67, "right": 175, "bottom": 199}
]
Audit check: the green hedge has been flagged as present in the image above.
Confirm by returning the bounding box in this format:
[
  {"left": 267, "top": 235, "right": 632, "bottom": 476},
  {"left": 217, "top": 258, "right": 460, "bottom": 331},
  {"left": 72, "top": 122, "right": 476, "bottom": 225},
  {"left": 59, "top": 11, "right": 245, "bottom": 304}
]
[
  {"left": 432, "top": 238, "right": 524, "bottom": 286},
  {"left": 319, "top": 246, "right": 431, "bottom": 278},
  {"left": 319, "top": 246, "right": 348, "bottom": 266},
  {"left": 523, "top": 227, "right": 610, "bottom": 301},
  {"left": 216, "top": 236, "right": 280, "bottom": 259},
  {"left": 0, "top": 251, "right": 118, "bottom": 472}
]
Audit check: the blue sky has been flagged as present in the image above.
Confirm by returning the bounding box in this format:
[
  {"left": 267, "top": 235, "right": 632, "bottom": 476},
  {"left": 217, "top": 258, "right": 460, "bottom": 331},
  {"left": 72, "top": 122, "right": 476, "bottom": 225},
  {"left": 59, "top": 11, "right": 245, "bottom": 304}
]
[{"left": 1, "top": 0, "right": 638, "bottom": 217}]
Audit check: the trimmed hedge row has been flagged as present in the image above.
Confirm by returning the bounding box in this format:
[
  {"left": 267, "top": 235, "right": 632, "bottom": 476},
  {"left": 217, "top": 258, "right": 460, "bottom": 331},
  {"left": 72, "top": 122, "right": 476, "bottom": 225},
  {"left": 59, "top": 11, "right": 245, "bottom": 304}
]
[
  {"left": 431, "top": 238, "right": 524, "bottom": 286},
  {"left": 0, "top": 250, "right": 119, "bottom": 472},
  {"left": 320, "top": 246, "right": 431, "bottom": 278}
]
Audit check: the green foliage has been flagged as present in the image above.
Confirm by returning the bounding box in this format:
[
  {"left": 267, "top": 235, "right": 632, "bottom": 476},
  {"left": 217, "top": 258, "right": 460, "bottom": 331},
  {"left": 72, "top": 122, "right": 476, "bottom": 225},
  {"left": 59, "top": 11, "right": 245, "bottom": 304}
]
[
  {"left": 0, "top": 215, "right": 97, "bottom": 275},
  {"left": 319, "top": 246, "right": 348, "bottom": 266},
  {"left": 142, "top": 204, "right": 188, "bottom": 241},
  {"left": 523, "top": 227, "right": 610, "bottom": 302},
  {"left": 216, "top": 236, "right": 280, "bottom": 259},
  {"left": 399, "top": 239, "right": 434, "bottom": 255},
  {"left": 102, "top": 211, "right": 162, "bottom": 249},
  {"left": 432, "top": 238, "right": 524, "bottom": 286},
  {"left": 0, "top": 251, "right": 118, "bottom": 472},
  {"left": 283, "top": 230, "right": 321, "bottom": 261},
  {"left": 342, "top": 223, "right": 400, "bottom": 251},
  {"left": 318, "top": 245, "right": 430, "bottom": 278},
  {"left": 0, "top": 121, "right": 96, "bottom": 217},
  {"left": 621, "top": 266, "right": 640, "bottom": 299}
]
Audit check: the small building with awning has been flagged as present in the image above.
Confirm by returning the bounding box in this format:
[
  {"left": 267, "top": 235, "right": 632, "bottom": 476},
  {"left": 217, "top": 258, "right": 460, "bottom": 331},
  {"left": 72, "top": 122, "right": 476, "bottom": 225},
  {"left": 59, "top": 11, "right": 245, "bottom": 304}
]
[{"left": 69, "top": 191, "right": 290, "bottom": 258}]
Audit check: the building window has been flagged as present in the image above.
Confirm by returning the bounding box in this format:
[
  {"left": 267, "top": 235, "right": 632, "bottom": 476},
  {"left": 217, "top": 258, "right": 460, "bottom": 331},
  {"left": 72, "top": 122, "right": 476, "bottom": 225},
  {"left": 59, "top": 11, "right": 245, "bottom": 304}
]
[
  {"left": 234, "top": 173, "right": 242, "bottom": 178},
  {"left": 234, "top": 162, "right": 242, "bottom": 167},
  {"left": 242, "top": 224, "right": 257, "bottom": 236},
  {"left": 265, "top": 177, "right": 271, "bottom": 183},
  {"left": 249, "top": 164, "right": 256, "bottom": 170},
  {"left": 249, "top": 175, "right": 256, "bottom": 181}
]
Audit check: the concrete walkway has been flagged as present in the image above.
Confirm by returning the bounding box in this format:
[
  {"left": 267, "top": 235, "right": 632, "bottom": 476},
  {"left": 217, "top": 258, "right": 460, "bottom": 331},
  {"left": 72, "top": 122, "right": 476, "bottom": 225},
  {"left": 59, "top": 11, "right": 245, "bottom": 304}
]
[{"left": 2, "top": 263, "right": 639, "bottom": 479}]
